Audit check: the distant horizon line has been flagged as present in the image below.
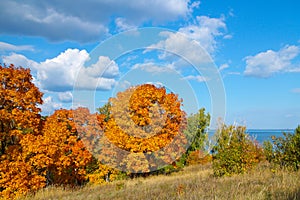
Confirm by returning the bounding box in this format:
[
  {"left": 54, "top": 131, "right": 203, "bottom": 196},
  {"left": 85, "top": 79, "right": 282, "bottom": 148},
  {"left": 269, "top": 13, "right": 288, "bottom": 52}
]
[{"left": 208, "top": 128, "right": 295, "bottom": 131}]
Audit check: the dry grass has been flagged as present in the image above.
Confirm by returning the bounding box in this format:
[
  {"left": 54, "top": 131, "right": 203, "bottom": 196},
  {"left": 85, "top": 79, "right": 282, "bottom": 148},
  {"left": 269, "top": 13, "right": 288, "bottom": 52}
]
[{"left": 21, "top": 163, "right": 300, "bottom": 200}]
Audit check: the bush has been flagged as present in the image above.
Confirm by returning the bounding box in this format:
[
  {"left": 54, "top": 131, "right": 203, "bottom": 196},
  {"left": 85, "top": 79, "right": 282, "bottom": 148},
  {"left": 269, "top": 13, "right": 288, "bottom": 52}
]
[
  {"left": 87, "top": 162, "right": 119, "bottom": 185},
  {"left": 186, "top": 150, "right": 212, "bottom": 165},
  {"left": 262, "top": 140, "right": 274, "bottom": 163},
  {"left": 264, "top": 126, "right": 300, "bottom": 171},
  {"left": 212, "top": 125, "right": 264, "bottom": 177}
]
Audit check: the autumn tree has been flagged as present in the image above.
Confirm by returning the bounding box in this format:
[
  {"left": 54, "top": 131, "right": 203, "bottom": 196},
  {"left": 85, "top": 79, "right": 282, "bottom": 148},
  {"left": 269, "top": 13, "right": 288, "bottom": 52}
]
[
  {"left": 22, "top": 109, "right": 93, "bottom": 186},
  {"left": 72, "top": 107, "right": 119, "bottom": 184},
  {"left": 0, "top": 64, "right": 44, "bottom": 199},
  {"left": 101, "top": 84, "right": 187, "bottom": 173}
]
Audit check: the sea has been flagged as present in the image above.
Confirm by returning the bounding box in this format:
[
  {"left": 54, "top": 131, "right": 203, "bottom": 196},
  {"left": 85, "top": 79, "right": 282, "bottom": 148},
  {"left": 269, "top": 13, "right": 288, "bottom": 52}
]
[{"left": 208, "top": 129, "right": 295, "bottom": 145}]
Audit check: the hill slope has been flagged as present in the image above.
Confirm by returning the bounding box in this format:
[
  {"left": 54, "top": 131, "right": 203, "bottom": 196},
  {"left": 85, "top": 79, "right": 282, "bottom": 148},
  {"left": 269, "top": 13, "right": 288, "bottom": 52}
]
[{"left": 22, "top": 164, "right": 300, "bottom": 200}]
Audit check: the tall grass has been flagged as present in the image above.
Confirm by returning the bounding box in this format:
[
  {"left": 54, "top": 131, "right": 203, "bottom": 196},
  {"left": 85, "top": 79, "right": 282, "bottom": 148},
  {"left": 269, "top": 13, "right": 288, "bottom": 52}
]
[{"left": 21, "top": 163, "right": 300, "bottom": 200}]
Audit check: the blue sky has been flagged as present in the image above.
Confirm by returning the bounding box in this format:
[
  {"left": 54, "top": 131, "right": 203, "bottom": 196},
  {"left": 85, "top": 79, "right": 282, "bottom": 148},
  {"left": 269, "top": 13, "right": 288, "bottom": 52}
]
[{"left": 0, "top": 0, "right": 299, "bottom": 129}]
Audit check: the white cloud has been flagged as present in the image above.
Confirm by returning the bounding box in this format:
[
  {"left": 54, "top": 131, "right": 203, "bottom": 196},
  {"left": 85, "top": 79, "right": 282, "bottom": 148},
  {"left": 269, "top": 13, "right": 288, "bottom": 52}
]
[
  {"left": 147, "top": 31, "right": 211, "bottom": 65},
  {"left": 145, "top": 81, "right": 164, "bottom": 87},
  {"left": 115, "top": 18, "right": 137, "bottom": 32},
  {"left": 2, "top": 53, "right": 38, "bottom": 71},
  {"left": 291, "top": 88, "right": 300, "bottom": 93},
  {"left": 219, "top": 63, "right": 229, "bottom": 71},
  {"left": 189, "top": 1, "right": 201, "bottom": 10},
  {"left": 182, "top": 75, "right": 208, "bottom": 82},
  {"left": 39, "top": 96, "right": 62, "bottom": 116},
  {"left": 223, "top": 34, "right": 232, "bottom": 39},
  {"left": 132, "top": 62, "right": 175, "bottom": 73},
  {"left": 58, "top": 91, "right": 73, "bottom": 103},
  {"left": 145, "top": 16, "right": 226, "bottom": 66},
  {"left": 0, "top": 0, "right": 193, "bottom": 42},
  {"left": 244, "top": 45, "right": 300, "bottom": 77},
  {"left": 2, "top": 48, "right": 119, "bottom": 92},
  {"left": 88, "top": 56, "right": 119, "bottom": 78},
  {"left": 0, "top": 41, "right": 34, "bottom": 51},
  {"left": 178, "top": 16, "right": 227, "bottom": 53},
  {"left": 227, "top": 72, "right": 241, "bottom": 75}
]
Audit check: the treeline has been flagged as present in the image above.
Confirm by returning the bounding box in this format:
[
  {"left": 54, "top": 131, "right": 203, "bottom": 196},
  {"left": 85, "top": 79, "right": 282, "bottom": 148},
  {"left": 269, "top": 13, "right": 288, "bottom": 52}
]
[{"left": 0, "top": 65, "right": 299, "bottom": 199}]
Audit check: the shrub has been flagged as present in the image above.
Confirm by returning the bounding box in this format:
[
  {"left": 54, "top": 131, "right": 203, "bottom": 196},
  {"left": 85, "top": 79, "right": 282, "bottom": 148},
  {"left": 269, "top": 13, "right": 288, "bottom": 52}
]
[
  {"left": 262, "top": 140, "right": 274, "bottom": 163},
  {"left": 212, "top": 125, "right": 264, "bottom": 177},
  {"left": 264, "top": 126, "right": 300, "bottom": 171},
  {"left": 87, "top": 161, "right": 119, "bottom": 185},
  {"left": 186, "top": 150, "right": 212, "bottom": 165}
]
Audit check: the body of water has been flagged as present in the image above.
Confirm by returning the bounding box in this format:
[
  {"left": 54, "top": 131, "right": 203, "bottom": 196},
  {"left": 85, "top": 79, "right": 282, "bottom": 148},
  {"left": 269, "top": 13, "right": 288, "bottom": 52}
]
[
  {"left": 208, "top": 129, "right": 295, "bottom": 144},
  {"left": 246, "top": 129, "right": 294, "bottom": 144}
]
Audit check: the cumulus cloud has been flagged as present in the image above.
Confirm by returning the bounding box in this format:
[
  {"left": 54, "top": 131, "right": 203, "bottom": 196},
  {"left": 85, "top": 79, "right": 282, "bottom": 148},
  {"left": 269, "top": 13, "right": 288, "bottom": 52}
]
[
  {"left": 244, "top": 45, "right": 300, "bottom": 77},
  {"left": 39, "top": 96, "right": 62, "bottom": 115},
  {"left": 0, "top": 0, "right": 193, "bottom": 42},
  {"left": 0, "top": 41, "right": 34, "bottom": 51},
  {"left": 178, "top": 16, "right": 227, "bottom": 53},
  {"left": 147, "top": 31, "right": 211, "bottom": 65},
  {"left": 58, "top": 91, "right": 73, "bottom": 103},
  {"left": 146, "top": 16, "right": 226, "bottom": 66},
  {"left": 2, "top": 48, "right": 119, "bottom": 92},
  {"left": 2, "top": 53, "right": 38, "bottom": 71},
  {"left": 87, "top": 56, "right": 119, "bottom": 78}
]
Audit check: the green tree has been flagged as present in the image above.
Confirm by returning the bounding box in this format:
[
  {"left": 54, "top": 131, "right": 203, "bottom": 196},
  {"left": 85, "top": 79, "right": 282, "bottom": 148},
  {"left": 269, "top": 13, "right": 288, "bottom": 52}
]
[
  {"left": 178, "top": 108, "right": 211, "bottom": 166},
  {"left": 184, "top": 108, "right": 210, "bottom": 153},
  {"left": 97, "top": 102, "right": 111, "bottom": 122}
]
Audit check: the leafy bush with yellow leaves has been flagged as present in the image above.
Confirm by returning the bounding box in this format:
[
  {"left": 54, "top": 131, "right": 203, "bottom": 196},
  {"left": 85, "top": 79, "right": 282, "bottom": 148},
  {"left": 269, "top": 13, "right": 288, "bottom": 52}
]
[{"left": 212, "top": 125, "right": 264, "bottom": 177}]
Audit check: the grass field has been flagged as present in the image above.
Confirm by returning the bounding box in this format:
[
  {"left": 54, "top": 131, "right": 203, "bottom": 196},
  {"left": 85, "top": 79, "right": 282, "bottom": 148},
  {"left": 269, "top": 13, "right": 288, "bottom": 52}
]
[{"left": 21, "top": 163, "right": 300, "bottom": 200}]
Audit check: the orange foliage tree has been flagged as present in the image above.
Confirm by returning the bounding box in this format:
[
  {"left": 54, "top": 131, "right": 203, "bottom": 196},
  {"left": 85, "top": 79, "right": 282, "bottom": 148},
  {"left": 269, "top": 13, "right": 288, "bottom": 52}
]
[
  {"left": 21, "top": 109, "right": 93, "bottom": 186},
  {"left": 101, "top": 84, "right": 187, "bottom": 173},
  {"left": 72, "top": 107, "right": 119, "bottom": 184},
  {"left": 0, "top": 64, "right": 189, "bottom": 197},
  {"left": 0, "top": 64, "right": 44, "bottom": 199}
]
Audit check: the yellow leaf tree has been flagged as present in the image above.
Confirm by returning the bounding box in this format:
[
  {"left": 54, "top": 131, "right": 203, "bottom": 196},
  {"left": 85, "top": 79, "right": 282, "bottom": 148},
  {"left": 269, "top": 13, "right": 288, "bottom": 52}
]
[{"left": 101, "top": 84, "right": 187, "bottom": 173}]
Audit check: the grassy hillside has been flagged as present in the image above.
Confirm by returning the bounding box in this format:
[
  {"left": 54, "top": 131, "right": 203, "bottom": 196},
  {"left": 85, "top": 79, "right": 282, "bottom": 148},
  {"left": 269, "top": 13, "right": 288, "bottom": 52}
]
[{"left": 21, "top": 163, "right": 300, "bottom": 200}]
